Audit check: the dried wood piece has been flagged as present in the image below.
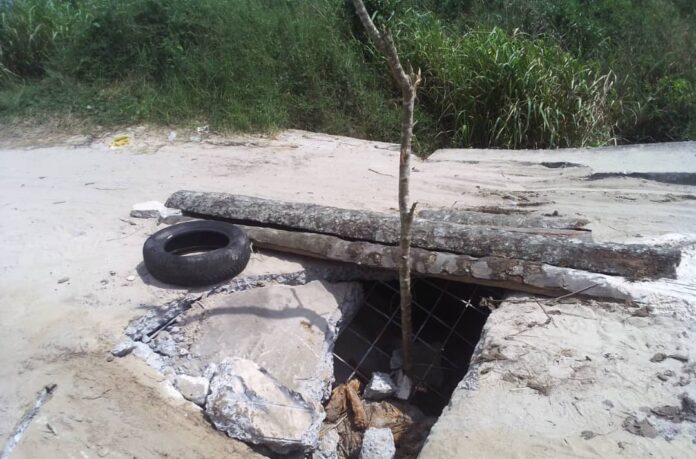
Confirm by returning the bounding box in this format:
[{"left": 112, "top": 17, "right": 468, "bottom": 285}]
[
  {"left": 242, "top": 225, "right": 566, "bottom": 296},
  {"left": 166, "top": 191, "right": 680, "bottom": 279},
  {"left": 417, "top": 208, "right": 589, "bottom": 230}
]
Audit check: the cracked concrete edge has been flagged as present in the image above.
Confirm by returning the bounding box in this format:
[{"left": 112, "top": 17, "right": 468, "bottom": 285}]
[
  {"left": 298, "top": 282, "right": 365, "bottom": 404},
  {"left": 124, "top": 260, "right": 394, "bottom": 346}
]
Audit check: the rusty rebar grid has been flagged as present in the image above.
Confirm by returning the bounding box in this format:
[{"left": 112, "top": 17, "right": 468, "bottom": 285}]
[{"left": 332, "top": 279, "right": 489, "bottom": 408}]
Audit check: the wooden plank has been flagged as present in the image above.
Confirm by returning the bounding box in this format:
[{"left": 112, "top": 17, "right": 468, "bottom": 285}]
[{"left": 166, "top": 190, "right": 680, "bottom": 279}]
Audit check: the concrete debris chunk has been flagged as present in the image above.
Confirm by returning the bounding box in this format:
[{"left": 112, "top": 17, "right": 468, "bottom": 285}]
[
  {"left": 175, "top": 374, "right": 209, "bottom": 407},
  {"left": 183, "top": 281, "right": 363, "bottom": 405},
  {"left": 314, "top": 429, "right": 340, "bottom": 459},
  {"left": 360, "top": 427, "right": 396, "bottom": 459},
  {"left": 111, "top": 338, "right": 136, "bottom": 357},
  {"left": 152, "top": 331, "right": 177, "bottom": 357},
  {"left": 364, "top": 372, "right": 396, "bottom": 400},
  {"left": 130, "top": 200, "right": 182, "bottom": 219},
  {"left": 131, "top": 342, "right": 167, "bottom": 374},
  {"left": 622, "top": 415, "right": 658, "bottom": 438},
  {"left": 205, "top": 358, "right": 324, "bottom": 454}
]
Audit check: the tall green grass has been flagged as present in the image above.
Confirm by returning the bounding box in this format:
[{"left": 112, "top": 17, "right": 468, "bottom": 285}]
[
  {"left": 395, "top": 21, "right": 616, "bottom": 148},
  {"left": 455, "top": 0, "right": 696, "bottom": 143},
  {"left": 1, "top": 0, "right": 402, "bottom": 140},
  {"left": 2, "top": 0, "right": 691, "bottom": 150}
]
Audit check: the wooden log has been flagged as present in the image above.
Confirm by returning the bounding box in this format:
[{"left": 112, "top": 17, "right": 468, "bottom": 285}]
[
  {"left": 416, "top": 208, "right": 589, "bottom": 230},
  {"left": 242, "top": 225, "right": 566, "bottom": 297},
  {"left": 166, "top": 190, "right": 680, "bottom": 279}
]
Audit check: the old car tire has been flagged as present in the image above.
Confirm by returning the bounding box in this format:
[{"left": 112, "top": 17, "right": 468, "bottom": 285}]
[{"left": 143, "top": 220, "right": 251, "bottom": 287}]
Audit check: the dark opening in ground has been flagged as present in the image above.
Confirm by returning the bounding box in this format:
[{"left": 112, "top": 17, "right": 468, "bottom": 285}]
[{"left": 333, "top": 278, "right": 499, "bottom": 417}]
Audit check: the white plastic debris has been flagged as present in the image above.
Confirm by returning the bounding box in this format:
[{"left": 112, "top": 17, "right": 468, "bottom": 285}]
[
  {"left": 364, "top": 372, "right": 396, "bottom": 400},
  {"left": 360, "top": 427, "right": 395, "bottom": 459}
]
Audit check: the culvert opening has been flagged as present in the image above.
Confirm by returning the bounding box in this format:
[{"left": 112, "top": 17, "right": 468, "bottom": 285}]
[{"left": 333, "top": 277, "right": 499, "bottom": 417}]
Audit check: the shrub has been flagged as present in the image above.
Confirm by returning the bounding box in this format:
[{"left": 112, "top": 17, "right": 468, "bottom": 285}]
[
  {"left": 396, "top": 21, "right": 616, "bottom": 148},
  {"left": 457, "top": 0, "right": 696, "bottom": 143},
  {"left": 0, "top": 0, "right": 692, "bottom": 149},
  {"left": 1, "top": 0, "right": 402, "bottom": 140}
]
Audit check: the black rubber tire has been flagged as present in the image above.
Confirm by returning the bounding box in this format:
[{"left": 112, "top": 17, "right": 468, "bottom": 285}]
[{"left": 143, "top": 220, "right": 251, "bottom": 287}]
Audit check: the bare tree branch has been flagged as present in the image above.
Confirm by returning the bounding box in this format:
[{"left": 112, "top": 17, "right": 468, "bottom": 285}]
[{"left": 352, "top": 0, "right": 420, "bottom": 377}]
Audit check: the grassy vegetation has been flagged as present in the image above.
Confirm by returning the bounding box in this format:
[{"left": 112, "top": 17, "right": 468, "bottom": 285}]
[
  {"left": 1, "top": 0, "right": 694, "bottom": 151},
  {"left": 0, "top": 0, "right": 402, "bottom": 141},
  {"left": 432, "top": 0, "right": 696, "bottom": 143}
]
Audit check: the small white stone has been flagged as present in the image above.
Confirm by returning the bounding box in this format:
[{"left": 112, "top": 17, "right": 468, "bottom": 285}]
[
  {"left": 175, "top": 374, "right": 210, "bottom": 407},
  {"left": 364, "top": 372, "right": 396, "bottom": 400},
  {"left": 126, "top": 275, "right": 136, "bottom": 282},
  {"left": 152, "top": 332, "right": 177, "bottom": 357},
  {"left": 315, "top": 429, "right": 340, "bottom": 459},
  {"left": 360, "top": 428, "right": 395, "bottom": 459},
  {"left": 111, "top": 338, "right": 136, "bottom": 357},
  {"left": 130, "top": 201, "right": 182, "bottom": 219}
]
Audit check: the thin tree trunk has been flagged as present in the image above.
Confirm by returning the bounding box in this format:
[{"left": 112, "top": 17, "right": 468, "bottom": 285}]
[{"left": 352, "top": 0, "right": 420, "bottom": 376}]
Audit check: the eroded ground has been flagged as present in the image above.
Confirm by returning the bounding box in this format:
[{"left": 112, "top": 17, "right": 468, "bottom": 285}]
[{"left": 0, "top": 129, "right": 694, "bottom": 457}]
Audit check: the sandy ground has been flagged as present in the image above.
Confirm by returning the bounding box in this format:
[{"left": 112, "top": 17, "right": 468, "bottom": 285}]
[{"left": 0, "top": 128, "right": 694, "bottom": 458}]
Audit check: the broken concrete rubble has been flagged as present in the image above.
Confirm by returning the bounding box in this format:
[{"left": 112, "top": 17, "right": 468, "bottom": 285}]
[
  {"left": 130, "top": 200, "right": 182, "bottom": 219},
  {"left": 119, "top": 264, "right": 369, "bottom": 455},
  {"left": 170, "top": 280, "right": 363, "bottom": 405},
  {"left": 110, "top": 338, "right": 136, "bottom": 357},
  {"left": 359, "top": 428, "right": 395, "bottom": 459},
  {"left": 363, "top": 372, "right": 396, "bottom": 400},
  {"left": 205, "top": 358, "right": 323, "bottom": 454},
  {"left": 152, "top": 331, "right": 178, "bottom": 357},
  {"left": 174, "top": 374, "right": 209, "bottom": 407},
  {"left": 315, "top": 429, "right": 340, "bottom": 459}
]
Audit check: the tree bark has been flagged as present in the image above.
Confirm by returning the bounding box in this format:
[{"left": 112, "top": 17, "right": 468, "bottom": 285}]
[
  {"left": 240, "top": 225, "right": 572, "bottom": 296},
  {"left": 350, "top": 0, "right": 421, "bottom": 376},
  {"left": 416, "top": 208, "right": 589, "bottom": 230},
  {"left": 166, "top": 190, "right": 681, "bottom": 279}
]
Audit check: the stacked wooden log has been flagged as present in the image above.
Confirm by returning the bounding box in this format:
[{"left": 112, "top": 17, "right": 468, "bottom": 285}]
[{"left": 166, "top": 190, "right": 681, "bottom": 295}]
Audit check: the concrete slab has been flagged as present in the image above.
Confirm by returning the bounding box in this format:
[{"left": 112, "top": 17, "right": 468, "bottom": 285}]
[
  {"left": 420, "top": 295, "right": 696, "bottom": 458},
  {"left": 169, "top": 280, "right": 363, "bottom": 405},
  {"left": 429, "top": 141, "right": 696, "bottom": 174}
]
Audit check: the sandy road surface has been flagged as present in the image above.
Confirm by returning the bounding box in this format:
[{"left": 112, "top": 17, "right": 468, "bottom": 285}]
[{"left": 0, "top": 129, "right": 694, "bottom": 457}]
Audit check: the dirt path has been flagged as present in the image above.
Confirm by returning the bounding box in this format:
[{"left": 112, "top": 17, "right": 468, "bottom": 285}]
[{"left": 0, "top": 129, "right": 694, "bottom": 457}]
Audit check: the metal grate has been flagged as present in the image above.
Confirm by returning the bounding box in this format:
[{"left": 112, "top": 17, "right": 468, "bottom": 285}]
[{"left": 333, "top": 278, "right": 494, "bottom": 415}]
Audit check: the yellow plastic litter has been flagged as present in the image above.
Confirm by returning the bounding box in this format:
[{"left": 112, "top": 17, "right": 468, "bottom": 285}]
[{"left": 110, "top": 134, "right": 130, "bottom": 148}]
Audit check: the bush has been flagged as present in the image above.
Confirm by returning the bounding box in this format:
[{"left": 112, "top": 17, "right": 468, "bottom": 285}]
[
  {"left": 396, "top": 20, "right": 616, "bottom": 148},
  {"left": 0, "top": 0, "right": 78, "bottom": 79},
  {"left": 0, "top": 0, "right": 692, "bottom": 149},
  {"left": 456, "top": 0, "right": 696, "bottom": 143},
  {"left": 2, "top": 0, "right": 402, "bottom": 140}
]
